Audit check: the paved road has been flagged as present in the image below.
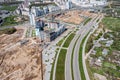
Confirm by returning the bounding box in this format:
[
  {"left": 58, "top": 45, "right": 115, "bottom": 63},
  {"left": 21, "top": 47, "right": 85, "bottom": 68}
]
[
  {"left": 65, "top": 33, "right": 80, "bottom": 80},
  {"left": 52, "top": 32, "right": 74, "bottom": 80},
  {"left": 46, "top": 8, "right": 103, "bottom": 80},
  {"left": 85, "top": 15, "right": 104, "bottom": 60},
  {"left": 72, "top": 14, "right": 102, "bottom": 80},
  {"left": 82, "top": 14, "right": 103, "bottom": 80},
  {"left": 65, "top": 15, "right": 97, "bottom": 80}
]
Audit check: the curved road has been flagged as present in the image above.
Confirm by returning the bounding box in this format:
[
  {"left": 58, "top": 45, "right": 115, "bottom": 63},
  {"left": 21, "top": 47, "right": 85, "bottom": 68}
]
[
  {"left": 73, "top": 14, "right": 102, "bottom": 80},
  {"left": 65, "top": 14, "right": 102, "bottom": 80}
]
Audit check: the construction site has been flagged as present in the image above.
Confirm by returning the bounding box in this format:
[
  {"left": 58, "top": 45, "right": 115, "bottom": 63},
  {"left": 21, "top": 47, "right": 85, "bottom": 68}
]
[
  {"left": 55, "top": 10, "right": 84, "bottom": 25},
  {"left": 0, "top": 26, "right": 44, "bottom": 80},
  {"left": 46, "top": 10, "right": 96, "bottom": 25}
]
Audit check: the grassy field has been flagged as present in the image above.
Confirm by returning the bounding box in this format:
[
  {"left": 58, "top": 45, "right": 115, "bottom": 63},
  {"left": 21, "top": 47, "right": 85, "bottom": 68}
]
[
  {"left": 102, "top": 17, "right": 120, "bottom": 30},
  {"left": 1, "top": 15, "right": 18, "bottom": 27},
  {"left": 56, "top": 37, "right": 65, "bottom": 46},
  {"left": 102, "top": 17, "right": 120, "bottom": 51},
  {"left": 86, "top": 16, "right": 120, "bottom": 80},
  {"left": 63, "top": 33, "right": 75, "bottom": 47},
  {"left": 1, "top": 5, "right": 18, "bottom": 11},
  {"left": 84, "top": 16, "right": 120, "bottom": 80},
  {"left": 86, "top": 60, "right": 95, "bottom": 80},
  {"left": 55, "top": 49, "right": 67, "bottom": 80},
  {"left": 102, "top": 62, "right": 120, "bottom": 78},
  {"left": 103, "top": 62, "right": 116, "bottom": 69}
]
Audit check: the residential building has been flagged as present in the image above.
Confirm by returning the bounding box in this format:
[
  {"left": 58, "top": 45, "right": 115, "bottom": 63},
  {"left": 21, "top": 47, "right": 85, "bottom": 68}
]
[
  {"left": 90, "top": 0, "right": 107, "bottom": 6},
  {"left": 33, "top": 19, "right": 66, "bottom": 41},
  {"left": 0, "top": 0, "right": 5, "bottom": 2},
  {"left": 48, "top": 5, "right": 61, "bottom": 12},
  {"left": 43, "top": 21, "right": 65, "bottom": 41},
  {"left": 54, "top": 0, "right": 72, "bottom": 9},
  {"left": 29, "top": 11, "right": 36, "bottom": 27}
]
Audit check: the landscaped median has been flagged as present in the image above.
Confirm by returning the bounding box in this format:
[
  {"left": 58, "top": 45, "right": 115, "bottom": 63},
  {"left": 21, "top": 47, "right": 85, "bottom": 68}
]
[
  {"left": 79, "top": 33, "right": 89, "bottom": 80},
  {"left": 63, "top": 33, "right": 75, "bottom": 48},
  {"left": 55, "top": 33, "right": 75, "bottom": 80},
  {"left": 50, "top": 32, "right": 75, "bottom": 80},
  {"left": 55, "top": 49, "right": 67, "bottom": 80},
  {"left": 83, "top": 18, "right": 92, "bottom": 25}
]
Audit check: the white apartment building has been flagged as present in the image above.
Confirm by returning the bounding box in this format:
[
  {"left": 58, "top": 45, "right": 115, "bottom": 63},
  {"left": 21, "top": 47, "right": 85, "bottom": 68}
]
[
  {"left": 55, "top": 0, "right": 107, "bottom": 7},
  {"left": 0, "top": 0, "right": 5, "bottom": 2},
  {"left": 90, "top": 0, "right": 107, "bottom": 6}
]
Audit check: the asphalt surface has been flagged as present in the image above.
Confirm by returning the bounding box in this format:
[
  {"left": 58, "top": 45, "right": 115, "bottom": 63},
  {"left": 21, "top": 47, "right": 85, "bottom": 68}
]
[
  {"left": 52, "top": 32, "right": 73, "bottom": 80},
  {"left": 64, "top": 14, "right": 103, "bottom": 80},
  {"left": 73, "top": 19, "right": 94, "bottom": 80},
  {"left": 73, "top": 14, "right": 102, "bottom": 80},
  {"left": 43, "top": 7, "right": 104, "bottom": 80},
  {"left": 82, "top": 15, "right": 103, "bottom": 80},
  {"left": 65, "top": 34, "right": 80, "bottom": 80}
]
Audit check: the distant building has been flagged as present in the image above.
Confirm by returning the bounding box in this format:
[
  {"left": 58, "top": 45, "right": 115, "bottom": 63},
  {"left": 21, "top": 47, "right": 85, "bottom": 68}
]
[
  {"left": 48, "top": 5, "right": 61, "bottom": 12},
  {"left": 29, "top": 5, "right": 61, "bottom": 26},
  {"left": 43, "top": 21, "right": 65, "bottom": 41},
  {"left": 102, "top": 49, "right": 109, "bottom": 56},
  {"left": 54, "top": 0, "right": 72, "bottom": 9},
  {"left": 0, "top": 0, "right": 14, "bottom": 3},
  {"left": 29, "top": 5, "right": 65, "bottom": 41},
  {"left": 0, "top": 0, "right": 5, "bottom": 2},
  {"left": 90, "top": 0, "right": 107, "bottom": 6},
  {"left": 32, "top": 19, "right": 66, "bottom": 41},
  {"left": 71, "top": 0, "right": 107, "bottom": 7},
  {"left": 29, "top": 11, "right": 36, "bottom": 27},
  {"left": 43, "top": 6, "right": 49, "bottom": 14}
]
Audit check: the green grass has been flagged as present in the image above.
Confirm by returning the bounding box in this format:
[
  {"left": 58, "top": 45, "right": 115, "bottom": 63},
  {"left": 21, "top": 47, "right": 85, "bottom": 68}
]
[
  {"left": 103, "top": 67, "right": 120, "bottom": 78},
  {"left": 1, "top": 15, "right": 18, "bottom": 27},
  {"left": 63, "top": 33, "right": 75, "bottom": 48},
  {"left": 90, "top": 67, "right": 104, "bottom": 75},
  {"left": 79, "top": 34, "right": 89, "bottom": 80},
  {"left": 103, "top": 62, "right": 116, "bottom": 69},
  {"left": 102, "top": 17, "right": 120, "bottom": 51},
  {"left": 85, "top": 30, "right": 103, "bottom": 54},
  {"left": 102, "top": 17, "right": 120, "bottom": 31},
  {"left": 97, "top": 19, "right": 99, "bottom": 22},
  {"left": 83, "top": 18, "right": 92, "bottom": 25},
  {"left": 56, "top": 38, "right": 65, "bottom": 46},
  {"left": 94, "top": 47, "right": 103, "bottom": 58},
  {"left": 50, "top": 48, "right": 59, "bottom": 80},
  {"left": 86, "top": 60, "right": 94, "bottom": 80},
  {"left": 55, "top": 49, "right": 67, "bottom": 80},
  {"left": 85, "top": 36, "right": 93, "bottom": 53},
  {"left": 1, "top": 5, "right": 18, "bottom": 11},
  {"left": 86, "top": 17, "right": 120, "bottom": 80},
  {"left": 32, "top": 29, "right": 36, "bottom": 37}
]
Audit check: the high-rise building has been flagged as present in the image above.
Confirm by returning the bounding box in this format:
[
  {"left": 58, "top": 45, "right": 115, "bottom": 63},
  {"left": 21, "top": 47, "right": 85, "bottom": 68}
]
[{"left": 29, "top": 11, "right": 36, "bottom": 27}]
